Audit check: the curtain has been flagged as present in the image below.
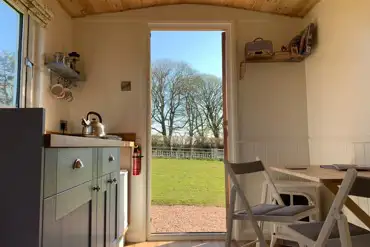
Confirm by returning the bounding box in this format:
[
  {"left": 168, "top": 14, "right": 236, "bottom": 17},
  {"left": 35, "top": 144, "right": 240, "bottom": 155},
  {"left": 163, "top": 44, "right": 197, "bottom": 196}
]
[{"left": 7, "top": 0, "right": 54, "bottom": 27}]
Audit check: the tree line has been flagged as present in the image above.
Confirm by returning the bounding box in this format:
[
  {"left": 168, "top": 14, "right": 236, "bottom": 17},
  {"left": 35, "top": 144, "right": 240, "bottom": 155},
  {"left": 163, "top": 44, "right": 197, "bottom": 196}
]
[
  {"left": 151, "top": 59, "right": 223, "bottom": 148},
  {"left": 0, "top": 51, "right": 16, "bottom": 106}
]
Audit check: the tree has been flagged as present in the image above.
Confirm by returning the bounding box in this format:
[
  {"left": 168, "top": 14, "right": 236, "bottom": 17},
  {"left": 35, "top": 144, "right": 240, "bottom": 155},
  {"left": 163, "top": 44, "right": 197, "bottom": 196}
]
[
  {"left": 151, "top": 59, "right": 196, "bottom": 147},
  {"left": 183, "top": 75, "right": 204, "bottom": 147},
  {"left": 198, "top": 74, "right": 223, "bottom": 145},
  {"left": 0, "top": 51, "right": 16, "bottom": 106}
]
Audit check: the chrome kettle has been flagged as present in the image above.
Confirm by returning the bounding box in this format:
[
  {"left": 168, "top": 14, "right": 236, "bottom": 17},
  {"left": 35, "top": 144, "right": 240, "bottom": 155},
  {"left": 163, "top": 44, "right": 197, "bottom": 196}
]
[{"left": 81, "top": 111, "right": 106, "bottom": 137}]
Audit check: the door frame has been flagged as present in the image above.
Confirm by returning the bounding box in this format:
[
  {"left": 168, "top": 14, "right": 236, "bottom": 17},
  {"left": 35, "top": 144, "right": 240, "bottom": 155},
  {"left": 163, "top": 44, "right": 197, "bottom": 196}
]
[{"left": 146, "top": 22, "right": 238, "bottom": 241}]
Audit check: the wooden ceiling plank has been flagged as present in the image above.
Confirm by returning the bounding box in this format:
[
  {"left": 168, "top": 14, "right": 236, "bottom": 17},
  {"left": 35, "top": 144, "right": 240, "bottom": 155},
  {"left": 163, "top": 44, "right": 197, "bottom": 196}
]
[
  {"left": 251, "top": 0, "right": 263, "bottom": 11},
  {"left": 119, "top": 0, "right": 137, "bottom": 9},
  {"left": 90, "top": 0, "right": 114, "bottom": 13},
  {"left": 279, "top": 0, "right": 303, "bottom": 16},
  {"left": 57, "top": 0, "right": 85, "bottom": 17},
  {"left": 260, "top": 0, "right": 281, "bottom": 12},
  {"left": 106, "top": 0, "right": 124, "bottom": 11},
  {"left": 65, "top": 0, "right": 320, "bottom": 18},
  {"left": 297, "top": 0, "right": 320, "bottom": 17},
  {"left": 77, "top": 0, "right": 96, "bottom": 15}
]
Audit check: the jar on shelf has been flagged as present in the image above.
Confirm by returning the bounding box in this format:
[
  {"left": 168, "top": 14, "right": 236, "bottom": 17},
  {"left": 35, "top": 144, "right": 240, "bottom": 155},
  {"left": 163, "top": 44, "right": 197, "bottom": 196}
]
[
  {"left": 54, "top": 52, "right": 64, "bottom": 63},
  {"left": 68, "top": 52, "right": 80, "bottom": 71}
]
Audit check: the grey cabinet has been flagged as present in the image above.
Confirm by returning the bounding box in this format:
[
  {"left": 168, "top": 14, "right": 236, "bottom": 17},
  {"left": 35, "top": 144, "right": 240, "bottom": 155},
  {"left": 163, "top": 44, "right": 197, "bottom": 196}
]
[
  {"left": 0, "top": 109, "right": 125, "bottom": 247},
  {"left": 42, "top": 148, "right": 122, "bottom": 247}
]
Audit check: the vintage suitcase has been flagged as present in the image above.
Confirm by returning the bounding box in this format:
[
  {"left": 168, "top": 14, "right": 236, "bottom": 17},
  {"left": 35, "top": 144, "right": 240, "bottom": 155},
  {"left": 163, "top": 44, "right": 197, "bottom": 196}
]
[{"left": 245, "top": 37, "right": 274, "bottom": 57}]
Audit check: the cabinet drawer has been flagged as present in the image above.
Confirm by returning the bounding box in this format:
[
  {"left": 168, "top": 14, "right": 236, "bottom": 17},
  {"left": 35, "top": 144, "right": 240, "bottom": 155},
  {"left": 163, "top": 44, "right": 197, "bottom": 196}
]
[
  {"left": 57, "top": 148, "right": 94, "bottom": 193},
  {"left": 98, "top": 148, "right": 119, "bottom": 176},
  {"left": 56, "top": 180, "right": 93, "bottom": 220}
]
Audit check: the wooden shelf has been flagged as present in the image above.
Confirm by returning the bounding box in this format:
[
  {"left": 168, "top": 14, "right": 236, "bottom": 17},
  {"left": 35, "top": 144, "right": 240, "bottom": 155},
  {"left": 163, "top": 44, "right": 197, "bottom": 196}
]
[
  {"left": 245, "top": 52, "right": 306, "bottom": 63},
  {"left": 46, "top": 62, "right": 84, "bottom": 82},
  {"left": 239, "top": 52, "right": 309, "bottom": 80}
]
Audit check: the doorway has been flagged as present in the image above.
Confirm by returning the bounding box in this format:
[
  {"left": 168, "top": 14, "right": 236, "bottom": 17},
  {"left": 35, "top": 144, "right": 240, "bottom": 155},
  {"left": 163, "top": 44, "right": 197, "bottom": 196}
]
[{"left": 147, "top": 24, "right": 232, "bottom": 240}]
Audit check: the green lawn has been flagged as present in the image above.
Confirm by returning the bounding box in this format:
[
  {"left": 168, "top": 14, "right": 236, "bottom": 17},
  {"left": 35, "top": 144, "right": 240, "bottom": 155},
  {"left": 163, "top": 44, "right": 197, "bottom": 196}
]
[{"left": 151, "top": 158, "right": 225, "bottom": 207}]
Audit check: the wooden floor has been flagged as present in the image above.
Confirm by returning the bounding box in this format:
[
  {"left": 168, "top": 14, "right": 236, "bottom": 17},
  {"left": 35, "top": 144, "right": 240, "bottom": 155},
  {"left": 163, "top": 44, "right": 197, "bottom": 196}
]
[
  {"left": 126, "top": 241, "right": 285, "bottom": 247},
  {"left": 126, "top": 241, "right": 225, "bottom": 247}
]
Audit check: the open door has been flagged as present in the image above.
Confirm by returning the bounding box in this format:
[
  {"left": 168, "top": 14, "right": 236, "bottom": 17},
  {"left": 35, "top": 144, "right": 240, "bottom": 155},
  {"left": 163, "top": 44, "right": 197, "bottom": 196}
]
[
  {"left": 148, "top": 29, "right": 228, "bottom": 239},
  {"left": 222, "top": 31, "right": 230, "bottom": 217}
]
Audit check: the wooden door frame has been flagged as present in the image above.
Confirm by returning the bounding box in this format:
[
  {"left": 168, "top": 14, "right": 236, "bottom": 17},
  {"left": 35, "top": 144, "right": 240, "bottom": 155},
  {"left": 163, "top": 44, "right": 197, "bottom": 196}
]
[
  {"left": 222, "top": 30, "right": 230, "bottom": 222},
  {"left": 146, "top": 22, "right": 238, "bottom": 241}
]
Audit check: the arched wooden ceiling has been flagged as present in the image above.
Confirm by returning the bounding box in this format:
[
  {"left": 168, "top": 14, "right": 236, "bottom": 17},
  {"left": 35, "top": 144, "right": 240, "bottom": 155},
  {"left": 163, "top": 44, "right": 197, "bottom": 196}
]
[{"left": 58, "top": 0, "right": 320, "bottom": 18}]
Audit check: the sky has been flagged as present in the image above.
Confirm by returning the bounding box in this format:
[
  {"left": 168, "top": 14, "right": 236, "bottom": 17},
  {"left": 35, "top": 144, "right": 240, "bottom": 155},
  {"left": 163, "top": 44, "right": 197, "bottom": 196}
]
[
  {"left": 0, "top": 0, "right": 20, "bottom": 53},
  {"left": 151, "top": 31, "right": 222, "bottom": 78},
  {"left": 0, "top": 0, "right": 21, "bottom": 107}
]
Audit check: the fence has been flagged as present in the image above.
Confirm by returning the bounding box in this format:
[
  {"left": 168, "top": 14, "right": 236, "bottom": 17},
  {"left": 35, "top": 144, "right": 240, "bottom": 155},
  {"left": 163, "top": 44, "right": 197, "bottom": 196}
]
[{"left": 152, "top": 147, "right": 224, "bottom": 160}]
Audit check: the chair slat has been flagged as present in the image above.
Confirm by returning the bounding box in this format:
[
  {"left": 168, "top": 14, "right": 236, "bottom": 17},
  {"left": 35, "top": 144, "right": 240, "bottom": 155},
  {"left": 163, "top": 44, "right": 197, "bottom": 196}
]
[
  {"left": 349, "top": 176, "right": 370, "bottom": 198},
  {"left": 228, "top": 160, "right": 265, "bottom": 174}
]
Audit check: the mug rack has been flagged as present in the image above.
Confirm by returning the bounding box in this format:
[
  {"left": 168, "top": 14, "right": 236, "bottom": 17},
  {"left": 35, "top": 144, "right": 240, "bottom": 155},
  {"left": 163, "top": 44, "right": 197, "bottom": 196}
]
[{"left": 45, "top": 52, "right": 85, "bottom": 102}]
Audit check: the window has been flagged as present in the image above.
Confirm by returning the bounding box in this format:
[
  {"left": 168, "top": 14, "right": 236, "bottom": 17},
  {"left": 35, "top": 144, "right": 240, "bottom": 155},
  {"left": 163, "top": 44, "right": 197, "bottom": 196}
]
[
  {"left": 0, "top": 0, "right": 37, "bottom": 108},
  {"left": 0, "top": 0, "right": 23, "bottom": 107}
]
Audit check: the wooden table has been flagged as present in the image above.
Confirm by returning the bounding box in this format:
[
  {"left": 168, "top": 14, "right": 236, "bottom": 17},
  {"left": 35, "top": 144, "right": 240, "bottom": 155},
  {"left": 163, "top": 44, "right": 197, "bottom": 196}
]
[{"left": 270, "top": 166, "right": 370, "bottom": 229}]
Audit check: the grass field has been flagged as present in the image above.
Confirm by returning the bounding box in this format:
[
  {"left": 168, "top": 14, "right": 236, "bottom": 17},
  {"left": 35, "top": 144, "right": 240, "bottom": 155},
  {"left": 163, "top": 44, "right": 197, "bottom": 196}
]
[{"left": 151, "top": 158, "right": 225, "bottom": 207}]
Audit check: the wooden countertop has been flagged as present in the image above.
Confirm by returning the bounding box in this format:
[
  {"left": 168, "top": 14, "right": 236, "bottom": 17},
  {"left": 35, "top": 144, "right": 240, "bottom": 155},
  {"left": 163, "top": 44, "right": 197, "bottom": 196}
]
[{"left": 44, "top": 134, "right": 135, "bottom": 148}]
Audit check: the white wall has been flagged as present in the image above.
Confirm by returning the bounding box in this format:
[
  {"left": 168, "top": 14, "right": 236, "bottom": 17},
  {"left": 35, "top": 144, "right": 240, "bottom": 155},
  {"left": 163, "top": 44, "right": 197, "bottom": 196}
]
[
  {"left": 69, "top": 4, "right": 308, "bottom": 241},
  {"left": 304, "top": 0, "right": 370, "bottom": 226},
  {"left": 36, "top": 0, "right": 74, "bottom": 131},
  {"left": 236, "top": 19, "right": 309, "bottom": 236}
]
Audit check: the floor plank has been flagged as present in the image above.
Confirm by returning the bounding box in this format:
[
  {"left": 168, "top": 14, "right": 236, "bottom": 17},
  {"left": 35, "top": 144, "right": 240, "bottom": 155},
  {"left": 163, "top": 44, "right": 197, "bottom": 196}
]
[
  {"left": 126, "top": 241, "right": 226, "bottom": 247},
  {"left": 125, "top": 241, "right": 287, "bottom": 247}
]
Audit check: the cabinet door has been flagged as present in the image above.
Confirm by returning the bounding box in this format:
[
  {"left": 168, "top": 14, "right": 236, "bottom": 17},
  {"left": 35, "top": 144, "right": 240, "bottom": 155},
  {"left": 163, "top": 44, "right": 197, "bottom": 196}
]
[
  {"left": 96, "top": 175, "right": 110, "bottom": 247},
  {"left": 108, "top": 171, "right": 120, "bottom": 246},
  {"left": 43, "top": 181, "right": 93, "bottom": 247}
]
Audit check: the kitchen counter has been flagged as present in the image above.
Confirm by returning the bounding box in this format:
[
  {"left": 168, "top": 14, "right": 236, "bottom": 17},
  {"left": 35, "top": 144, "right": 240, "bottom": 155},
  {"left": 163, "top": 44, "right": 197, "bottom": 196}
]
[{"left": 44, "top": 134, "right": 135, "bottom": 148}]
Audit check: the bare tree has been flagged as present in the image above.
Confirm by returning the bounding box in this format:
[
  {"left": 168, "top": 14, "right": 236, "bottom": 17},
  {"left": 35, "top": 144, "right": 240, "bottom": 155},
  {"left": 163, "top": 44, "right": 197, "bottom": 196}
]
[
  {"left": 151, "top": 59, "right": 195, "bottom": 147},
  {"left": 198, "top": 74, "right": 223, "bottom": 145},
  {"left": 183, "top": 75, "right": 204, "bottom": 147},
  {"left": 0, "top": 51, "right": 16, "bottom": 106}
]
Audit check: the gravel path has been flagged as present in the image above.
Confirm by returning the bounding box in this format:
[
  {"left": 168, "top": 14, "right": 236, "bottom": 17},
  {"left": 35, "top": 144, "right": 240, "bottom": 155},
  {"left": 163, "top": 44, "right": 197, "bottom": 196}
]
[{"left": 151, "top": 205, "right": 226, "bottom": 233}]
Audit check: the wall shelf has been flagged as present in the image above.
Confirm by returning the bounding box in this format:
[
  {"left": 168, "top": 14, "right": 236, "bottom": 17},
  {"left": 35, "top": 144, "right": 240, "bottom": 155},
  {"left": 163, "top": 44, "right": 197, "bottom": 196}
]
[
  {"left": 239, "top": 52, "right": 309, "bottom": 80},
  {"left": 245, "top": 52, "right": 306, "bottom": 63},
  {"left": 46, "top": 62, "right": 84, "bottom": 82}
]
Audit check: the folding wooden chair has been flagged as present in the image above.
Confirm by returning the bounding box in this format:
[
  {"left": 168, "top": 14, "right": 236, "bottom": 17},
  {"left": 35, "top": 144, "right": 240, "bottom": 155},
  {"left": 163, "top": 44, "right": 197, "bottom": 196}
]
[
  {"left": 282, "top": 168, "right": 370, "bottom": 247},
  {"left": 225, "top": 160, "right": 318, "bottom": 247}
]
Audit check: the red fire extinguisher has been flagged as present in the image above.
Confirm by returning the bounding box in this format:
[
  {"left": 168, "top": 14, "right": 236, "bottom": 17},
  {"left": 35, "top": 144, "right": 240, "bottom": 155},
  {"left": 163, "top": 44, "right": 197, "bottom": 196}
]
[{"left": 132, "top": 144, "right": 143, "bottom": 176}]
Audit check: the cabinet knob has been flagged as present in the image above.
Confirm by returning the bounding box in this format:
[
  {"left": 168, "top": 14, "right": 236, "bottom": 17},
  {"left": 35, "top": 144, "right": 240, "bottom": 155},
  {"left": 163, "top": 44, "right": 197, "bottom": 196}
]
[
  {"left": 73, "top": 159, "right": 84, "bottom": 169},
  {"left": 108, "top": 154, "right": 115, "bottom": 162},
  {"left": 107, "top": 178, "right": 117, "bottom": 184},
  {"left": 92, "top": 186, "right": 100, "bottom": 191}
]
